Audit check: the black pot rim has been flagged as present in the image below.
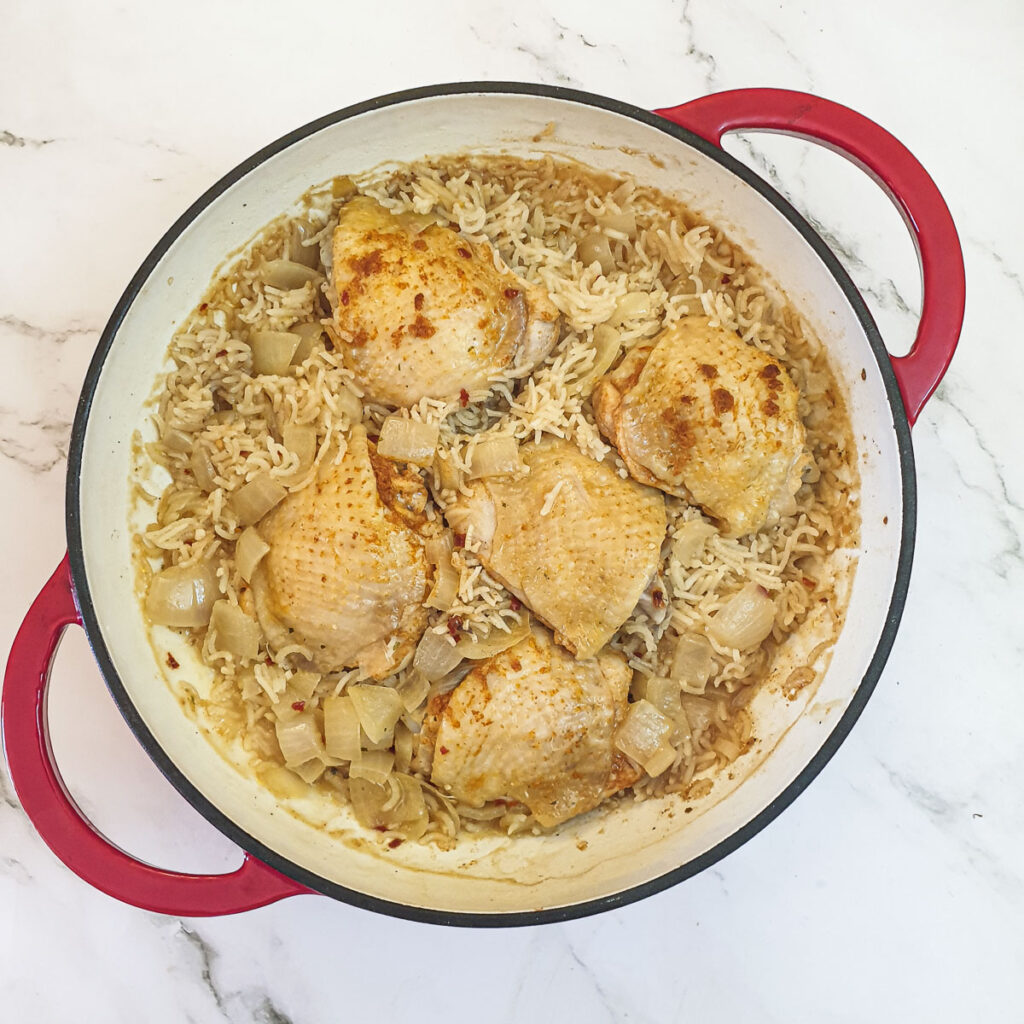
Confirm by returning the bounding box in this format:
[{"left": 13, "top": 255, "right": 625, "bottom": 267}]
[{"left": 65, "top": 80, "right": 916, "bottom": 928}]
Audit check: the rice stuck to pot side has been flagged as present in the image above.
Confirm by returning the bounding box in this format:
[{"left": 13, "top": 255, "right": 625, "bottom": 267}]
[{"left": 133, "top": 155, "right": 859, "bottom": 850}]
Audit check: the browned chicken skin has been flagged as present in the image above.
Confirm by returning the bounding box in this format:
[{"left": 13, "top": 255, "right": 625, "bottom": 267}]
[
  {"left": 330, "top": 197, "right": 559, "bottom": 407},
  {"left": 445, "top": 439, "right": 667, "bottom": 658},
  {"left": 250, "top": 426, "right": 430, "bottom": 678},
  {"left": 417, "top": 625, "right": 639, "bottom": 827},
  {"left": 593, "top": 316, "right": 809, "bottom": 537}
]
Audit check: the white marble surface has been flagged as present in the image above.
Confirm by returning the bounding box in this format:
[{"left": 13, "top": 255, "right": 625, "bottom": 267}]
[{"left": 2, "top": 1, "right": 1021, "bottom": 1020}]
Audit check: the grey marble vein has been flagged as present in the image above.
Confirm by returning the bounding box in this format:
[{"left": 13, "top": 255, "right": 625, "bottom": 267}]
[
  {"left": 677, "top": 0, "right": 720, "bottom": 92},
  {"left": 254, "top": 997, "right": 295, "bottom": 1024},
  {"left": 178, "top": 925, "right": 228, "bottom": 1019},
  {"left": 1, "top": 129, "right": 55, "bottom": 148},
  {"left": 879, "top": 761, "right": 1024, "bottom": 904},
  {"left": 0, "top": 768, "right": 19, "bottom": 810},
  {"left": 0, "top": 314, "right": 101, "bottom": 346},
  {"left": 927, "top": 380, "right": 1024, "bottom": 575},
  {"left": 0, "top": 411, "right": 73, "bottom": 472}
]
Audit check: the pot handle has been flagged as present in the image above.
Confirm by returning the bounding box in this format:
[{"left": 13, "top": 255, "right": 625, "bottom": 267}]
[
  {"left": 654, "top": 89, "right": 965, "bottom": 426},
  {"left": 1, "top": 555, "right": 308, "bottom": 916}
]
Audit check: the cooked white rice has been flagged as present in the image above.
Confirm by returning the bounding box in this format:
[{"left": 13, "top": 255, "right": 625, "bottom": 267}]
[{"left": 133, "top": 155, "right": 859, "bottom": 849}]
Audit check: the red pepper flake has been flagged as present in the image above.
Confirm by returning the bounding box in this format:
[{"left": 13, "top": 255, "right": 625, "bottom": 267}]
[
  {"left": 504, "top": 287, "right": 520, "bottom": 299},
  {"left": 373, "top": 824, "right": 388, "bottom": 832},
  {"left": 199, "top": 302, "right": 209, "bottom": 312},
  {"left": 341, "top": 290, "right": 350, "bottom": 306},
  {"left": 446, "top": 615, "right": 463, "bottom": 639},
  {"left": 453, "top": 532, "right": 466, "bottom": 549},
  {"left": 456, "top": 246, "right": 472, "bottom": 259},
  {"left": 166, "top": 652, "right": 179, "bottom": 669},
  {"left": 459, "top": 388, "right": 470, "bottom": 407},
  {"left": 265, "top": 656, "right": 274, "bottom": 666},
  {"left": 509, "top": 595, "right": 521, "bottom": 611},
  {"left": 215, "top": 349, "right": 227, "bottom": 357},
  {"left": 291, "top": 700, "right": 306, "bottom": 712},
  {"left": 439, "top": 746, "right": 450, "bottom": 756},
  {"left": 368, "top": 434, "right": 379, "bottom": 444},
  {"left": 721, "top": 276, "right": 730, "bottom": 285},
  {"left": 651, "top": 590, "right": 666, "bottom": 609},
  {"left": 801, "top": 577, "right": 815, "bottom": 590},
  {"left": 388, "top": 838, "right": 403, "bottom": 849}
]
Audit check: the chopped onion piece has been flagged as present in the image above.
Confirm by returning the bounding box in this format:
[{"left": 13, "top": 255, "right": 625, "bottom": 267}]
[
  {"left": 290, "top": 759, "right": 325, "bottom": 784},
  {"left": 467, "top": 436, "right": 522, "bottom": 479},
  {"left": 579, "top": 231, "right": 615, "bottom": 275},
  {"left": 672, "top": 520, "right": 717, "bottom": 565},
  {"left": 289, "top": 218, "right": 320, "bottom": 269},
  {"left": 335, "top": 384, "right": 362, "bottom": 424},
  {"left": 145, "top": 561, "right": 220, "bottom": 627},
  {"left": 680, "top": 694, "right": 715, "bottom": 738},
  {"left": 413, "top": 629, "right": 463, "bottom": 681},
  {"left": 633, "top": 675, "right": 682, "bottom": 720},
  {"left": 161, "top": 427, "right": 193, "bottom": 453},
  {"left": 394, "top": 721, "right": 415, "bottom": 774},
  {"left": 332, "top": 175, "right": 356, "bottom": 198},
  {"left": 395, "top": 669, "right": 430, "bottom": 712},
  {"left": 189, "top": 445, "right": 218, "bottom": 492},
  {"left": 210, "top": 600, "right": 261, "bottom": 660},
  {"left": 290, "top": 321, "right": 323, "bottom": 364},
  {"left": 323, "top": 694, "right": 361, "bottom": 761},
  {"left": 348, "top": 683, "right": 404, "bottom": 745},
  {"left": 282, "top": 421, "right": 317, "bottom": 476},
  {"left": 289, "top": 669, "right": 320, "bottom": 700},
  {"left": 250, "top": 330, "right": 300, "bottom": 376},
  {"left": 348, "top": 748, "right": 394, "bottom": 785},
  {"left": 235, "top": 526, "right": 269, "bottom": 583},
  {"left": 597, "top": 210, "right": 637, "bottom": 238},
  {"left": 376, "top": 416, "right": 439, "bottom": 468},
  {"left": 263, "top": 260, "right": 322, "bottom": 290},
  {"left": 426, "top": 556, "right": 458, "bottom": 612},
  {"left": 610, "top": 291, "right": 653, "bottom": 325},
  {"left": 274, "top": 712, "right": 324, "bottom": 767},
  {"left": 396, "top": 210, "right": 439, "bottom": 234},
  {"left": 230, "top": 472, "right": 288, "bottom": 526},
  {"left": 456, "top": 617, "right": 531, "bottom": 660},
  {"left": 614, "top": 699, "right": 675, "bottom": 777},
  {"left": 349, "top": 775, "right": 427, "bottom": 838},
  {"left": 709, "top": 583, "right": 775, "bottom": 651},
  {"left": 670, "top": 633, "right": 714, "bottom": 694}
]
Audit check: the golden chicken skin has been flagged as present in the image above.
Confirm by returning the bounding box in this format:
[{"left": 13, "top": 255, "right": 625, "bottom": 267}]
[
  {"left": 445, "top": 438, "right": 667, "bottom": 659},
  {"left": 593, "top": 316, "right": 810, "bottom": 537},
  {"left": 250, "top": 425, "right": 430, "bottom": 678},
  {"left": 329, "top": 196, "right": 559, "bottom": 407},
  {"left": 418, "top": 624, "right": 640, "bottom": 828}
]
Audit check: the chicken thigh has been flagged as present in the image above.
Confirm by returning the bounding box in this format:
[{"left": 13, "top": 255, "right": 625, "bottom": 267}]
[
  {"left": 593, "top": 316, "right": 809, "bottom": 537},
  {"left": 446, "top": 439, "right": 666, "bottom": 658},
  {"left": 250, "top": 425, "right": 429, "bottom": 678},
  {"left": 329, "top": 196, "right": 559, "bottom": 407},
  {"left": 423, "top": 624, "right": 639, "bottom": 827}
]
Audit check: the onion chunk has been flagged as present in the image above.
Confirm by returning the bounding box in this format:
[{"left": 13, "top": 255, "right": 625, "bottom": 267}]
[
  {"left": 230, "top": 472, "right": 288, "bottom": 526},
  {"left": 376, "top": 416, "right": 439, "bottom": 468},
  {"left": 709, "top": 583, "right": 775, "bottom": 651},
  {"left": 145, "top": 561, "right": 220, "bottom": 628},
  {"left": 615, "top": 699, "right": 676, "bottom": 777},
  {"left": 210, "top": 600, "right": 261, "bottom": 660}
]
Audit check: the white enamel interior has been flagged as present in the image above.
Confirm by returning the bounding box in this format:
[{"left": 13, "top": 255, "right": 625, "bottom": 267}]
[{"left": 75, "top": 90, "right": 908, "bottom": 917}]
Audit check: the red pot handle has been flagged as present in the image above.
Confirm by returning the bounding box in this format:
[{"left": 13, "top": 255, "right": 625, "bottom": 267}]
[
  {"left": 1, "top": 554, "right": 309, "bottom": 916},
  {"left": 654, "top": 89, "right": 965, "bottom": 426}
]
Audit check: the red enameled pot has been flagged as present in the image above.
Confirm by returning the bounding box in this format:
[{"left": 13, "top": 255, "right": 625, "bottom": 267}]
[{"left": 2, "top": 84, "right": 964, "bottom": 925}]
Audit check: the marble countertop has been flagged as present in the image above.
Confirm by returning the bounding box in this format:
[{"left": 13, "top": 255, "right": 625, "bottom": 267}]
[{"left": 2, "top": 1, "right": 1021, "bottom": 1020}]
